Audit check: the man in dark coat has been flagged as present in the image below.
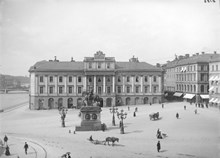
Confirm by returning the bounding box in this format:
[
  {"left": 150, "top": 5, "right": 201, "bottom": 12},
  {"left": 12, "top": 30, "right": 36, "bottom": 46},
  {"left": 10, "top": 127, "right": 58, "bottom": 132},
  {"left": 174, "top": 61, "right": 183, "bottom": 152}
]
[
  {"left": 176, "top": 113, "right": 179, "bottom": 119},
  {"left": 24, "top": 142, "right": 29, "bottom": 154},
  {"left": 157, "top": 141, "right": 161, "bottom": 152},
  {"left": 5, "top": 145, "right": 10, "bottom": 155},
  {"left": 4, "top": 135, "right": 8, "bottom": 146}
]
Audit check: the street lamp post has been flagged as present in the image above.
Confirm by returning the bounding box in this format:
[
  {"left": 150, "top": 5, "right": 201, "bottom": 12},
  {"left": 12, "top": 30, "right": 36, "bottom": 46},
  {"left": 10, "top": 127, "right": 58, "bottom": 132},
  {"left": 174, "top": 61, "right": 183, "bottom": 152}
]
[
  {"left": 59, "top": 107, "right": 68, "bottom": 127},
  {"left": 110, "top": 106, "right": 118, "bottom": 126},
  {"left": 117, "top": 109, "right": 127, "bottom": 134}
]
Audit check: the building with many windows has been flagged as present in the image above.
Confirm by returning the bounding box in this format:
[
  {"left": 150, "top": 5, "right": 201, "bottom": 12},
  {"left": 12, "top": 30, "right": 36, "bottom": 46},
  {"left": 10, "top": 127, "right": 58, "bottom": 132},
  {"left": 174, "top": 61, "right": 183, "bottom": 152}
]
[
  {"left": 164, "top": 52, "right": 220, "bottom": 103},
  {"left": 29, "top": 51, "right": 164, "bottom": 110},
  {"left": 209, "top": 58, "right": 220, "bottom": 108}
]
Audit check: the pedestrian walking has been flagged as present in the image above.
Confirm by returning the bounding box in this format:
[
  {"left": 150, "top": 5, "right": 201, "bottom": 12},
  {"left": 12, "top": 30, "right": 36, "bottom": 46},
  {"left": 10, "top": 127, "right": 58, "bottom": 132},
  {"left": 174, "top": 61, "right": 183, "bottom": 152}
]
[
  {"left": 5, "top": 145, "right": 10, "bottom": 156},
  {"left": 176, "top": 113, "right": 179, "bottom": 119},
  {"left": 3, "top": 135, "right": 8, "bottom": 146},
  {"left": 157, "top": 141, "right": 161, "bottom": 152},
  {"left": 24, "top": 142, "right": 29, "bottom": 155},
  {"left": 128, "top": 106, "right": 130, "bottom": 111},
  {"left": 184, "top": 106, "right": 186, "bottom": 110},
  {"left": 133, "top": 111, "right": 136, "bottom": 117},
  {"left": 162, "top": 104, "right": 164, "bottom": 108},
  {"left": 194, "top": 109, "right": 197, "bottom": 114}
]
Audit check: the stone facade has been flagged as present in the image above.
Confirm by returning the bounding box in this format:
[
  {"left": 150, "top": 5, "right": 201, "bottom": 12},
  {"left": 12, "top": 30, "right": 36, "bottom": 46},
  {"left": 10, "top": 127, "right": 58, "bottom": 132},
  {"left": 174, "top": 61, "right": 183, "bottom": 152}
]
[{"left": 29, "top": 51, "right": 164, "bottom": 109}]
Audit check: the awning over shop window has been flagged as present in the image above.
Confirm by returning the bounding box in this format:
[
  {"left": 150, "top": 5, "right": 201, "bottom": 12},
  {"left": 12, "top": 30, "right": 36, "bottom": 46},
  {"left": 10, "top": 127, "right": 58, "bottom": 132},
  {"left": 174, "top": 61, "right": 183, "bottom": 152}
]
[
  {"left": 213, "top": 98, "right": 219, "bottom": 103},
  {"left": 209, "top": 98, "right": 215, "bottom": 102},
  {"left": 183, "top": 94, "right": 195, "bottom": 99},
  {"left": 209, "top": 87, "right": 214, "bottom": 91},
  {"left": 200, "top": 95, "right": 209, "bottom": 99},
  {"left": 213, "top": 76, "right": 219, "bottom": 81},
  {"left": 173, "top": 92, "right": 183, "bottom": 97},
  {"left": 209, "top": 76, "right": 215, "bottom": 81}
]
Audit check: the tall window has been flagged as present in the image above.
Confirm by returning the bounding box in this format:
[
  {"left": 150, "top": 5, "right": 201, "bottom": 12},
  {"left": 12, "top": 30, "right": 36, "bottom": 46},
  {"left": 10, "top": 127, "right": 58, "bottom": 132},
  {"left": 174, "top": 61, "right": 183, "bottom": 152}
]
[
  {"left": 135, "top": 86, "right": 139, "bottom": 93},
  {"left": 89, "top": 77, "right": 92, "bottom": 82},
  {"left": 127, "top": 76, "right": 130, "bottom": 82},
  {"left": 118, "top": 76, "right": 121, "bottom": 82},
  {"left": 98, "top": 87, "right": 102, "bottom": 94},
  {"left": 49, "top": 87, "right": 53, "bottom": 94},
  {"left": 69, "top": 76, "right": 72, "bottom": 82},
  {"left": 127, "top": 86, "right": 130, "bottom": 93},
  {"left": 153, "top": 86, "right": 157, "bottom": 93},
  {"left": 144, "top": 86, "right": 148, "bottom": 93},
  {"left": 89, "top": 62, "right": 92, "bottom": 68},
  {"left": 201, "top": 85, "right": 204, "bottom": 93},
  {"left": 49, "top": 76, "right": 53, "bottom": 82},
  {"left": 118, "top": 86, "right": 121, "bottom": 93},
  {"left": 107, "top": 63, "right": 110, "bottom": 69},
  {"left": 153, "top": 76, "right": 157, "bottom": 82},
  {"left": 136, "top": 76, "right": 139, "bottom": 82},
  {"left": 78, "top": 87, "right": 82, "bottom": 94},
  {"left": 58, "top": 87, "right": 63, "bottom": 94},
  {"left": 107, "top": 77, "right": 111, "bottom": 82},
  {"left": 69, "top": 87, "right": 73, "bottom": 94},
  {"left": 40, "top": 86, "right": 43, "bottom": 94},
  {"left": 78, "top": 76, "right": 81, "bottom": 82},
  {"left": 98, "top": 78, "right": 101, "bottom": 82},
  {"left": 107, "top": 86, "right": 111, "bottom": 94},
  {"left": 40, "top": 76, "right": 43, "bottom": 82},
  {"left": 98, "top": 62, "right": 101, "bottom": 69},
  {"left": 212, "top": 65, "right": 214, "bottom": 71},
  {"left": 216, "top": 65, "right": 218, "bottom": 71},
  {"left": 144, "top": 76, "right": 148, "bottom": 82},
  {"left": 59, "top": 76, "right": 63, "bottom": 82}
]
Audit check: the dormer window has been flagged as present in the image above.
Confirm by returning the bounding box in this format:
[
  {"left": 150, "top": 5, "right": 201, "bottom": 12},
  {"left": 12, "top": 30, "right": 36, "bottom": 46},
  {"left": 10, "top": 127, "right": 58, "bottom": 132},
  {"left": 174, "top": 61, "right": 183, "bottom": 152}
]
[
  {"left": 59, "top": 76, "right": 63, "bottom": 82},
  {"left": 98, "top": 78, "right": 101, "bottom": 82},
  {"left": 136, "top": 76, "right": 139, "bottom": 82},
  {"left": 107, "top": 77, "right": 111, "bottom": 82},
  {"left": 89, "top": 77, "right": 92, "bottom": 82}
]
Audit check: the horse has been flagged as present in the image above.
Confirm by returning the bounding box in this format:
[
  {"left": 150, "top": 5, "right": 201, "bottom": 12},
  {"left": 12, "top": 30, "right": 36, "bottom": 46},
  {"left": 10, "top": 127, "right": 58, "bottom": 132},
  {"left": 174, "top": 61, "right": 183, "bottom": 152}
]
[
  {"left": 104, "top": 137, "right": 119, "bottom": 146},
  {"left": 149, "top": 112, "right": 159, "bottom": 120}
]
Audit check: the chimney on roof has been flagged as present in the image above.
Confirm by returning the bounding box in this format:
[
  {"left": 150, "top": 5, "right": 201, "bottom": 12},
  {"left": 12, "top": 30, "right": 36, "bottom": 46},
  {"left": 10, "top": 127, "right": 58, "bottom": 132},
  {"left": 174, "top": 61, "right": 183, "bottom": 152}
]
[
  {"left": 156, "top": 63, "right": 160, "bottom": 67},
  {"left": 196, "top": 53, "right": 199, "bottom": 56},
  {"left": 54, "top": 56, "right": 57, "bottom": 61},
  {"left": 214, "top": 51, "right": 217, "bottom": 54},
  {"left": 129, "top": 55, "right": 139, "bottom": 62},
  {"left": 178, "top": 55, "right": 184, "bottom": 60},
  {"left": 71, "top": 57, "right": 75, "bottom": 62},
  {"left": 185, "top": 54, "right": 190, "bottom": 58},
  {"left": 201, "top": 52, "right": 205, "bottom": 55}
]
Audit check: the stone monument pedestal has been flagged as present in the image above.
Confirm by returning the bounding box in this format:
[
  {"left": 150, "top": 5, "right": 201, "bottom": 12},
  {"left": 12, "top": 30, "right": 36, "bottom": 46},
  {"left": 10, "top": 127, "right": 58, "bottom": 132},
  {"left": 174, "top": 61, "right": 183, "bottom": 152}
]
[{"left": 75, "top": 106, "right": 102, "bottom": 131}]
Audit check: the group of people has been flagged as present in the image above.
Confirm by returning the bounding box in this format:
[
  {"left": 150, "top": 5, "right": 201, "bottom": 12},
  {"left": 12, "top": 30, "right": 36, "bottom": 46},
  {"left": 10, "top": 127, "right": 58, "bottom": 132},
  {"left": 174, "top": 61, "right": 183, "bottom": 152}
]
[{"left": 1, "top": 135, "right": 29, "bottom": 156}]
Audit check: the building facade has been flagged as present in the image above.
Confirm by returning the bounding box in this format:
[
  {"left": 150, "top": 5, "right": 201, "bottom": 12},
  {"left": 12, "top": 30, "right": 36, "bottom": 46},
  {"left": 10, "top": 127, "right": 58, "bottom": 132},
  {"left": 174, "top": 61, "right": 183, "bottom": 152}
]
[
  {"left": 164, "top": 52, "right": 220, "bottom": 103},
  {"left": 29, "top": 51, "right": 164, "bottom": 110},
  {"left": 209, "top": 59, "right": 220, "bottom": 108}
]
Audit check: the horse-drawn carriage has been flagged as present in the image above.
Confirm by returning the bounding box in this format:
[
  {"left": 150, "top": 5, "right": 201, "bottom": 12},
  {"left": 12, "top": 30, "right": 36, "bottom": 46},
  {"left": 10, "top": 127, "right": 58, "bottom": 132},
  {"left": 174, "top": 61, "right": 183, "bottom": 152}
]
[
  {"left": 149, "top": 112, "right": 159, "bottom": 120},
  {"left": 88, "top": 136, "right": 119, "bottom": 146}
]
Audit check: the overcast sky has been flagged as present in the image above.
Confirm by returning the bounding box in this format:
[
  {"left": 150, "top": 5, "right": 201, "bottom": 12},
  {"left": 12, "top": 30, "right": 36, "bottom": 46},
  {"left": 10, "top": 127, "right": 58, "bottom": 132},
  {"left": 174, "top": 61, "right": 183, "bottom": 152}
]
[{"left": 1, "top": 0, "right": 220, "bottom": 76}]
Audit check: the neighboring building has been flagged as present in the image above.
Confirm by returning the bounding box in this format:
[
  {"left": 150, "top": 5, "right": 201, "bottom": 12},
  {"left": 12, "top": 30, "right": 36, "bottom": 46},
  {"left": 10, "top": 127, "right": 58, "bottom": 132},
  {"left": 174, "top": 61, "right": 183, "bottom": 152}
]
[
  {"left": 164, "top": 51, "right": 220, "bottom": 103},
  {"left": 209, "top": 58, "right": 220, "bottom": 109},
  {"left": 29, "top": 51, "right": 164, "bottom": 110}
]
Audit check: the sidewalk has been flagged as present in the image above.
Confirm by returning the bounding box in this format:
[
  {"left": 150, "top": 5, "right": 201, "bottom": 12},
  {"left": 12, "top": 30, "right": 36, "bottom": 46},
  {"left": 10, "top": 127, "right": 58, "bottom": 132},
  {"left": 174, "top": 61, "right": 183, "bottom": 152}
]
[{"left": 0, "top": 135, "right": 46, "bottom": 158}]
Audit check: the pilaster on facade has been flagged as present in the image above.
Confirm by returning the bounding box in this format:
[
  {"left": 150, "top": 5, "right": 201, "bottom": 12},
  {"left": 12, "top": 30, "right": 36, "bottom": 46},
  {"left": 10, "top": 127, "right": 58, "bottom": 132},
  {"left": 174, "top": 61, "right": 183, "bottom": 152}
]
[
  {"left": 54, "top": 75, "right": 58, "bottom": 94},
  {"left": 103, "top": 75, "right": 106, "bottom": 93},
  {"left": 140, "top": 76, "right": 143, "bottom": 93},
  {"left": 45, "top": 75, "right": 48, "bottom": 94},
  {"left": 83, "top": 76, "right": 87, "bottom": 91},
  {"left": 64, "top": 75, "right": 67, "bottom": 94},
  {"left": 123, "top": 76, "right": 125, "bottom": 93},
  {"left": 35, "top": 75, "right": 38, "bottom": 94},
  {"left": 94, "top": 76, "right": 96, "bottom": 93},
  {"left": 73, "top": 76, "right": 77, "bottom": 94},
  {"left": 158, "top": 76, "right": 161, "bottom": 93},
  {"left": 149, "top": 75, "right": 152, "bottom": 93},
  {"left": 112, "top": 76, "right": 115, "bottom": 93},
  {"left": 131, "top": 76, "right": 134, "bottom": 93}
]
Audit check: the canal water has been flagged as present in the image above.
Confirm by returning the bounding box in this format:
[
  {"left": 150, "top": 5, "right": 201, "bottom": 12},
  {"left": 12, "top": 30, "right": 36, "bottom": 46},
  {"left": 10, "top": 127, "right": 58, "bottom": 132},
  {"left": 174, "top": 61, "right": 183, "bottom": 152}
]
[{"left": 0, "top": 92, "right": 29, "bottom": 110}]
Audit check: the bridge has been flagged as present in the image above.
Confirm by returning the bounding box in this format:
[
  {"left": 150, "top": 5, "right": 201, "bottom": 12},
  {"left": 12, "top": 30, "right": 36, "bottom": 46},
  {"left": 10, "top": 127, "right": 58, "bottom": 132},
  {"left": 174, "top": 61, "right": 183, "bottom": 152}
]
[{"left": 0, "top": 88, "right": 29, "bottom": 94}]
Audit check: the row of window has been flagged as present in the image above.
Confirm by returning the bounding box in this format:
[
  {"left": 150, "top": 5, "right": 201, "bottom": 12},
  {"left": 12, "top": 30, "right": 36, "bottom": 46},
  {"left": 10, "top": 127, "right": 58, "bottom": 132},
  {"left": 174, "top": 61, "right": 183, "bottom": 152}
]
[
  {"left": 176, "top": 84, "right": 208, "bottom": 93},
  {"left": 88, "top": 62, "right": 111, "bottom": 69},
  {"left": 39, "top": 75, "right": 160, "bottom": 83},
  {"left": 117, "top": 85, "right": 158, "bottom": 93},
  {"left": 39, "top": 85, "right": 160, "bottom": 94},
  {"left": 211, "top": 64, "right": 219, "bottom": 71}
]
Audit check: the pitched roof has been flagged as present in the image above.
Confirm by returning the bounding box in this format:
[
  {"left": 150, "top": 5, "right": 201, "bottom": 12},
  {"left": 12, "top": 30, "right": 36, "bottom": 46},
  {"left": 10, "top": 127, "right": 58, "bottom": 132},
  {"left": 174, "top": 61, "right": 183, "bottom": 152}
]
[
  {"left": 115, "top": 62, "right": 162, "bottom": 71},
  {"left": 165, "top": 54, "right": 220, "bottom": 68},
  {"left": 29, "top": 60, "right": 162, "bottom": 72},
  {"left": 29, "top": 60, "right": 84, "bottom": 72}
]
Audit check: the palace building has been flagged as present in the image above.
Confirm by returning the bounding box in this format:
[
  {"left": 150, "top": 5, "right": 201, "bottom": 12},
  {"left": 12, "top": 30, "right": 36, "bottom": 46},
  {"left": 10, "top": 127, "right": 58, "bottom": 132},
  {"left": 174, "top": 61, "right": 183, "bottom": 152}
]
[{"left": 29, "top": 51, "right": 164, "bottom": 110}]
